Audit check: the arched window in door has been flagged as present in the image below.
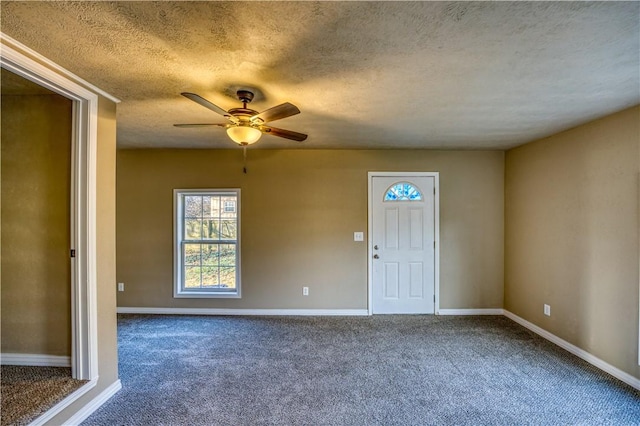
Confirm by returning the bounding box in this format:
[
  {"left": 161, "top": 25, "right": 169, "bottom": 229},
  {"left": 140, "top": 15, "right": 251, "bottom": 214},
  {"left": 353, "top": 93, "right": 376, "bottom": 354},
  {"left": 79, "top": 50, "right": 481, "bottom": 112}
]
[{"left": 383, "top": 182, "right": 423, "bottom": 201}]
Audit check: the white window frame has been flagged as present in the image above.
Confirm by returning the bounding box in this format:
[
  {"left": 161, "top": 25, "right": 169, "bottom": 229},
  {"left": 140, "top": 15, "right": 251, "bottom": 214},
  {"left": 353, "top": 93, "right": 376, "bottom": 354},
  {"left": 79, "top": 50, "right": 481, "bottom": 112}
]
[{"left": 173, "top": 189, "right": 241, "bottom": 298}]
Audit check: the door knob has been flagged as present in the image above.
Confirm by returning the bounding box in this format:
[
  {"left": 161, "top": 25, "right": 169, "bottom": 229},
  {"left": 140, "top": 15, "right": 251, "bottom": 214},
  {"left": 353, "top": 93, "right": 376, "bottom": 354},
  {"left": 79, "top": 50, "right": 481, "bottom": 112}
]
[
  {"left": 373, "top": 254, "right": 379, "bottom": 259},
  {"left": 374, "top": 245, "right": 379, "bottom": 250}
]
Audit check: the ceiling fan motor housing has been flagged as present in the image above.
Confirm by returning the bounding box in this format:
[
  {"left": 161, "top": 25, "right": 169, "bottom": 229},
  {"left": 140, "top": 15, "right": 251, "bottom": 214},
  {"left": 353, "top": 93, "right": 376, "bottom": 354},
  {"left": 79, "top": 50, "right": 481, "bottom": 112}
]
[
  {"left": 227, "top": 108, "right": 259, "bottom": 119},
  {"left": 236, "top": 90, "right": 254, "bottom": 104}
]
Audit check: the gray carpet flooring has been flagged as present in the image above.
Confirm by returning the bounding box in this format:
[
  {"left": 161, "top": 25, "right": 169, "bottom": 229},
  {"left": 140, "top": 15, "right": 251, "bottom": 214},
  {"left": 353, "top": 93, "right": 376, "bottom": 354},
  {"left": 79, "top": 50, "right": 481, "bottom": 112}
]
[
  {"left": 83, "top": 315, "right": 640, "bottom": 425},
  {"left": 1, "top": 366, "right": 87, "bottom": 426}
]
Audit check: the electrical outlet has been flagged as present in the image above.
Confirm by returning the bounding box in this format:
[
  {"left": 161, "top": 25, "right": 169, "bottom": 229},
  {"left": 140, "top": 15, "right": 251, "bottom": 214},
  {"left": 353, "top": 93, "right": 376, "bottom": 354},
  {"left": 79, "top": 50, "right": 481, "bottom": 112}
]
[
  {"left": 118, "top": 282, "right": 125, "bottom": 292},
  {"left": 544, "top": 304, "right": 550, "bottom": 316},
  {"left": 354, "top": 232, "right": 364, "bottom": 242},
  {"left": 303, "top": 286, "right": 309, "bottom": 296}
]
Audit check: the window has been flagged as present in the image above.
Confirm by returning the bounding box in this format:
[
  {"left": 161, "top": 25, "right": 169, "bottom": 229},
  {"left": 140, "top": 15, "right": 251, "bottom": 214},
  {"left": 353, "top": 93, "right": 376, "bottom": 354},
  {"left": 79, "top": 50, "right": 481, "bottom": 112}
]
[
  {"left": 223, "top": 200, "right": 236, "bottom": 213},
  {"left": 174, "top": 189, "right": 240, "bottom": 298},
  {"left": 384, "top": 182, "right": 423, "bottom": 201}
]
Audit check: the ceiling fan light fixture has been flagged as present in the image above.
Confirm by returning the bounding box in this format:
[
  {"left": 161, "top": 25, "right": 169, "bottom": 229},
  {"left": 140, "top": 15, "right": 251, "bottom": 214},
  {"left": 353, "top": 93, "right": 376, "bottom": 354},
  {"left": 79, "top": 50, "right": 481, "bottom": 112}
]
[
  {"left": 226, "top": 125, "right": 262, "bottom": 145},
  {"left": 177, "top": 90, "right": 307, "bottom": 143}
]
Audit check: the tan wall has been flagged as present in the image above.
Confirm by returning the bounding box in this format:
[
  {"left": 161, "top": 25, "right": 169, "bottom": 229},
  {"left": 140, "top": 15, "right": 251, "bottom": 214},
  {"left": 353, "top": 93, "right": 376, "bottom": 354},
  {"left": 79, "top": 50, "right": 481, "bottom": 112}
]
[
  {"left": 116, "top": 149, "right": 504, "bottom": 310},
  {"left": 1, "top": 94, "right": 72, "bottom": 356},
  {"left": 505, "top": 105, "right": 640, "bottom": 379}
]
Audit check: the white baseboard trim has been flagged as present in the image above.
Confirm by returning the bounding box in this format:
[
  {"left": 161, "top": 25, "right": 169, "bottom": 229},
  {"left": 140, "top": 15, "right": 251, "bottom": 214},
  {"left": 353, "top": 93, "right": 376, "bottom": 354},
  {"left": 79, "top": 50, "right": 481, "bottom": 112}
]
[
  {"left": 117, "top": 307, "right": 370, "bottom": 316},
  {"left": 62, "top": 379, "right": 122, "bottom": 426},
  {"left": 504, "top": 310, "right": 640, "bottom": 391},
  {"left": 29, "top": 379, "right": 98, "bottom": 426},
  {"left": 438, "top": 309, "right": 505, "bottom": 315},
  {"left": 1, "top": 353, "right": 71, "bottom": 367}
]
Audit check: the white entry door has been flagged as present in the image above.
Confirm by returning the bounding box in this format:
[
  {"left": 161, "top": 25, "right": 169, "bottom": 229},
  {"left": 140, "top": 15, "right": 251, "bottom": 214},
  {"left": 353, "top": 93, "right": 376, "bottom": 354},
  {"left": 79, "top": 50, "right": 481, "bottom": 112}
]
[{"left": 371, "top": 175, "right": 436, "bottom": 314}]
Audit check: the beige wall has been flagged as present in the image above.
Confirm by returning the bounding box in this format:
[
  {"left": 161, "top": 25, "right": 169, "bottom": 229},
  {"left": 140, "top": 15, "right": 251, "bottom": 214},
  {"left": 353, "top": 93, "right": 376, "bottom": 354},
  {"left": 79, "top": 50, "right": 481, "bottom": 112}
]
[
  {"left": 1, "top": 93, "right": 72, "bottom": 356},
  {"left": 505, "top": 105, "right": 640, "bottom": 379},
  {"left": 116, "top": 149, "right": 504, "bottom": 310}
]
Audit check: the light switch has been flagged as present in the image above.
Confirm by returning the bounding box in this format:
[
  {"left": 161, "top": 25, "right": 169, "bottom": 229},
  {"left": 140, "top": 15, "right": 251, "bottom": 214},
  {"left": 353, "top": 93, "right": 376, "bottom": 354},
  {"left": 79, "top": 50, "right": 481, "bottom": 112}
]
[{"left": 354, "top": 232, "right": 364, "bottom": 242}]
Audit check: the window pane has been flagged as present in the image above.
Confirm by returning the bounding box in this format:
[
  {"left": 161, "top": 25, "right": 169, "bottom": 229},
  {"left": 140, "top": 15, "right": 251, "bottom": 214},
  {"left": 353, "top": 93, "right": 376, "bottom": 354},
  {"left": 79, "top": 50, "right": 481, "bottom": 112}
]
[
  {"left": 184, "top": 266, "right": 201, "bottom": 288},
  {"left": 202, "top": 219, "right": 220, "bottom": 240},
  {"left": 220, "top": 220, "right": 237, "bottom": 240},
  {"left": 202, "top": 244, "right": 219, "bottom": 266},
  {"left": 384, "top": 182, "right": 423, "bottom": 201},
  {"left": 185, "top": 219, "right": 202, "bottom": 239},
  {"left": 202, "top": 196, "right": 212, "bottom": 218},
  {"left": 209, "top": 196, "right": 221, "bottom": 218},
  {"left": 219, "top": 244, "right": 236, "bottom": 266},
  {"left": 223, "top": 200, "right": 236, "bottom": 213},
  {"left": 184, "top": 244, "right": 201, "bottom": 265},
  {"left": 221, "top": 196, "right": 237, "bottom": 218},
  {"left": 219, "top": 267, "right": 236, "bottom": 289},
  {"left": 185, "top": 196, "right": 202, "bottom": 217},
  {"left": 201, "top": 266, "right": 219, "bottom": 287}
]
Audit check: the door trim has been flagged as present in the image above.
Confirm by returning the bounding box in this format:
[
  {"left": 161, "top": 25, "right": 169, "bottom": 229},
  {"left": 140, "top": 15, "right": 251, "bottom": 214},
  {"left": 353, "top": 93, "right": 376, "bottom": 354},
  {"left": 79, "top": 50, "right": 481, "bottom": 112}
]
[
  {"left": 0, "top": 33, "right": 112, "bottom": 380},
  {"left": 367, "top": 172, "right": 440, "bottom": 315}
]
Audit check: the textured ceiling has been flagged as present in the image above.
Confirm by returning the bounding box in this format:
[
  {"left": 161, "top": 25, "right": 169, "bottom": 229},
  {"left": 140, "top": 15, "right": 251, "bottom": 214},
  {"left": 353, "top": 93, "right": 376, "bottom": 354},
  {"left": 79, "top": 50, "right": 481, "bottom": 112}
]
[{"left": 1, "top": 1, "right": 638, "bottom": 149}]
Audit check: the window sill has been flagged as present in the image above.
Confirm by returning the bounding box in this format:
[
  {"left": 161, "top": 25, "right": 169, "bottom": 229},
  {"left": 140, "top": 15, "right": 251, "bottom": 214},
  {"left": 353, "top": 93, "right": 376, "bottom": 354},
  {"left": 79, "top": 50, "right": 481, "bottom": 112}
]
[{"left": 173, "top": 291, "right": 241, "bottom": 299}]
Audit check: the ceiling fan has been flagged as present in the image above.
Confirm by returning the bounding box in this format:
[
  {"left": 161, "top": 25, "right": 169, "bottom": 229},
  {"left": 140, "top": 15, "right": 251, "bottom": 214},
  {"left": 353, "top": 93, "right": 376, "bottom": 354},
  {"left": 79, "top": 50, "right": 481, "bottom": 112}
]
[{"left": 174, "top": 90, "right": 308, "bottom": 146}]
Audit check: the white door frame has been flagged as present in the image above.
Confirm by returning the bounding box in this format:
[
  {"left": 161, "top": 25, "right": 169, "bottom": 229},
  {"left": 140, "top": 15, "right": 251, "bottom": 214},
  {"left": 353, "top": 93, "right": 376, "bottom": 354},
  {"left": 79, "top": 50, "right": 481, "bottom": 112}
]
[
  {"left": 0, "top": 33, "right": 109, "bottom": 380},
  {"left": 367, "top": 172, "right": 440, "bottom": 315}
]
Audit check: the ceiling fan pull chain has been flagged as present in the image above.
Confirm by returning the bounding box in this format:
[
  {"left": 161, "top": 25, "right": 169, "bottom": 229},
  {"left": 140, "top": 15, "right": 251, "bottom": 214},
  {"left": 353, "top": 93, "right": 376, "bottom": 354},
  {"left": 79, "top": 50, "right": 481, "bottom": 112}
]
[{"left": 243, "top": 146, "right": 248, "bottom": 174}]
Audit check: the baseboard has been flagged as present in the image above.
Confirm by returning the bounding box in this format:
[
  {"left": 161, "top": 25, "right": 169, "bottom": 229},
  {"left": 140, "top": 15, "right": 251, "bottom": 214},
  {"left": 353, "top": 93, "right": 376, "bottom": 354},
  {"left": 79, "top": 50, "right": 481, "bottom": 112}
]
[
  {"left": 117, "top": 307, "right": 370, "bottom": 316},
  {"left": 29, "top": 379, "right": 98, "bottom": 426},
  {"left": 504, "top": 310, "right": 640, "bottom": 391},
  {"left": 1, "top": 353, "right": 71, "bottom": 367},
  {"left": 62, "top": 379, "right": 122, "bottom": 426},
  {"left": 438, "top": 309, "right": 504, "bottom": 315}
]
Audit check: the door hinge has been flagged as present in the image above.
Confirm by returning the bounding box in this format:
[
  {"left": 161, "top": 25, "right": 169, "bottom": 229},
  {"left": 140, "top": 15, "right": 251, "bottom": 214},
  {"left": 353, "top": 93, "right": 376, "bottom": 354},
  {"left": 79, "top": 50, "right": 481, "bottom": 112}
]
[
  {"left": 434, "top": 241, "right": 436, "bottom": 249},
  {"left": 433, "top": 187, "right": 436, "bottom": 195},
  {"left": 70, "top": 249, "right": 76, "bottom": 258}
]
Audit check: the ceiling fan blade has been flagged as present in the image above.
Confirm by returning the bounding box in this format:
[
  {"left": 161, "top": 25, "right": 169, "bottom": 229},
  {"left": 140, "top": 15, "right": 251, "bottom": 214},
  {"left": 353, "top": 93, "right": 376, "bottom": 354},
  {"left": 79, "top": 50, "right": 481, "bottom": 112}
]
[
  {"left": 251, "top": 102, "right": 300, "bottom": 124},
  {"left": 261, "top": 125, "right": 308, "bottom": 142},
  {"left": 180, "top": 92, "right": 239, "bottom": 124},
  {"left": 173, "top": 123, "right": 228, "bottom": 128}
]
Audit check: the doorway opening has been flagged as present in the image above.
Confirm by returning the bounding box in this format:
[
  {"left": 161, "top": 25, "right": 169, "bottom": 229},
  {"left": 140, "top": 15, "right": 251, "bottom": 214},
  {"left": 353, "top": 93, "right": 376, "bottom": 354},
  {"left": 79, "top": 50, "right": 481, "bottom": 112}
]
[
  {"left": 0, "top": 68, "right": 87, "bottom": 425},
  {"left": 1, "top": 34, "right": 100, "bottom": 424}
]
